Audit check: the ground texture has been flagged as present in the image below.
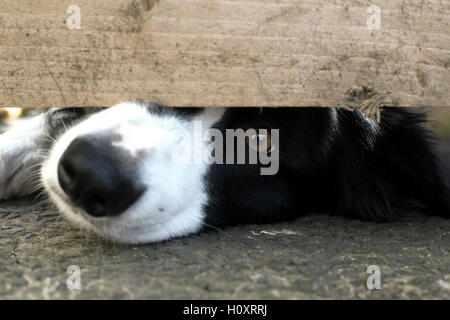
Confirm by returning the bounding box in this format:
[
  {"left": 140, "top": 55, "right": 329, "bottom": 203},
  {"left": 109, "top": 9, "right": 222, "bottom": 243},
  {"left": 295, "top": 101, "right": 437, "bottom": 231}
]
[{"left": 0, "top": 197, "right": 449, "bottom": 299}]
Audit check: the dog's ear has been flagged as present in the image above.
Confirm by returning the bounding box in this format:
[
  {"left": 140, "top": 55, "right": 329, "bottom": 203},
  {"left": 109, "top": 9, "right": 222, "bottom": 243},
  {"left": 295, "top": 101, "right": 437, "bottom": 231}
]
[
  {"left": 335, "top": 107, "right": 450, "bottom": 221},
  {"left": 335, "top": 158, "right": 397, "bottom": 221},
  {"left": 325, "top": 108, "right": 398, "bottom": 221}
]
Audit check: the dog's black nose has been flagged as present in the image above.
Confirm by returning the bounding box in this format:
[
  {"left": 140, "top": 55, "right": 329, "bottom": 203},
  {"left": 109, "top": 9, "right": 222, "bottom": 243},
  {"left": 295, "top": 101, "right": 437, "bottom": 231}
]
[{"left": 57, "top": 137, "right": 145, "bottom": 217}]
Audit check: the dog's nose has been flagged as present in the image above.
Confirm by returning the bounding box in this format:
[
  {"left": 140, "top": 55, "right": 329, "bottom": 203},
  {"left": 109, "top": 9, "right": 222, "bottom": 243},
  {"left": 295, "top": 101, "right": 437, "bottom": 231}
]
[{"left": 57, "top": 137, "right": 144, "bottom": 217}]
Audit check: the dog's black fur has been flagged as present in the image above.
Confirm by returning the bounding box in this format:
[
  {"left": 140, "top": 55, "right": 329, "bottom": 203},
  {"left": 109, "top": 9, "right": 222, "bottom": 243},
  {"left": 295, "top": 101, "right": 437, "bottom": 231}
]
[{"left": 202, "top": 107, "right": 450, "bottom": 228}]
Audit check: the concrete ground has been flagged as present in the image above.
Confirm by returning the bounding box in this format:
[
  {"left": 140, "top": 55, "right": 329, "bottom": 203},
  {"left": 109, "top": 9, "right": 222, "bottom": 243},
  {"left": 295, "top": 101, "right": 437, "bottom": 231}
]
[
  {"left": 0, "top": 198, "right": 449, "bottom": 299},
  {"left": 0, "top": 109, "right": 449, "bottom": 299}
]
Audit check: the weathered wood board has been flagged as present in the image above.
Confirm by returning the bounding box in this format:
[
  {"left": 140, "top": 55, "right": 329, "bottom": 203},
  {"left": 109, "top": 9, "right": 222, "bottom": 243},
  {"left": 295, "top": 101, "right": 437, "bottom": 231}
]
[{"left": 0, "top": 0, "right": 449, "bottom": 108}]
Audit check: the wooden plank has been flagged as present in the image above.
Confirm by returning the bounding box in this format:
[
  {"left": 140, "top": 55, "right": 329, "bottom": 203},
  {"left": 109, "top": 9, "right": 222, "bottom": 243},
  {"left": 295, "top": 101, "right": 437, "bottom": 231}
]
[{"left": 0, "top": 0, "right": 449, "bottom": 108}]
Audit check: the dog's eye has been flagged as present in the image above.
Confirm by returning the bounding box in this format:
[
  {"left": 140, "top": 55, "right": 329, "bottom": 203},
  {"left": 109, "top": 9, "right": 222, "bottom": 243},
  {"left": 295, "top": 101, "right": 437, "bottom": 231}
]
[{"left": 246, "top": 130, "right": 273, "bottom": 153}]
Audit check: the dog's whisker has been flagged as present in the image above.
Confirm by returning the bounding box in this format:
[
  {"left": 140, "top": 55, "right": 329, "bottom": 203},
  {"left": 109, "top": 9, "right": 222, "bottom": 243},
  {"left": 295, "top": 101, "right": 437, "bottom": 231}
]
[
  {"left": 188, "top": 215, "right": 223, "bottom": 233},
  {"left": 32, "top": 190, "right": 47, "bottom": 203},
  {"left": 37, "top": 134, "right": 56, "bottom": 143}
]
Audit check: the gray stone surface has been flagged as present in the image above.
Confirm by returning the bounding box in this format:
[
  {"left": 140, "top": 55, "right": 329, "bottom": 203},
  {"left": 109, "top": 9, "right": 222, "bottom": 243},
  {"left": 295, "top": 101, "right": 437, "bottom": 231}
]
[{"left": 0, "top": 197, "right": 449, "bottom": 299}]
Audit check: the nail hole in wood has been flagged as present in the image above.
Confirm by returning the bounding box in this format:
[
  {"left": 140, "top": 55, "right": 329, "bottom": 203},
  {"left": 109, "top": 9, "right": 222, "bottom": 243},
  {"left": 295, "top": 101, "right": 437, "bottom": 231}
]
[{"left": 140, "top": 0, "right": 158, "bottom": 11}]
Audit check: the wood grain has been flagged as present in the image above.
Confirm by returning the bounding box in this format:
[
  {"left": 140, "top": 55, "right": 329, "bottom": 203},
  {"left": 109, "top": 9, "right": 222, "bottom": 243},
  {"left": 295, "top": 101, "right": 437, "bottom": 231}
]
[{"left": 0, "top": 0, "right": 449, "bottom": 108}]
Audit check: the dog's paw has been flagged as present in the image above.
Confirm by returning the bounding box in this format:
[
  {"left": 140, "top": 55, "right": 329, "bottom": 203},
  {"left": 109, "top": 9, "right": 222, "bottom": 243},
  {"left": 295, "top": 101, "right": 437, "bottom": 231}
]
[
  {"left": 0, "top": 143, "right": 40, "bottom": 200},
  {"left": 0, "top": 116, "right": 46, "bottom": 200}
]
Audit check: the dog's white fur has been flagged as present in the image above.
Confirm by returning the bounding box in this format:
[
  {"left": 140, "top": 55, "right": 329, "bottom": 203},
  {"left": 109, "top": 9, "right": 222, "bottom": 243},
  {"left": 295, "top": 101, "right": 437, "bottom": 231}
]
[
  {"left": 0, "top": 114, "right": 46, "bottom": 200},
  {"left": 40, "top": 102, "right": 225, "bottom": 243}
]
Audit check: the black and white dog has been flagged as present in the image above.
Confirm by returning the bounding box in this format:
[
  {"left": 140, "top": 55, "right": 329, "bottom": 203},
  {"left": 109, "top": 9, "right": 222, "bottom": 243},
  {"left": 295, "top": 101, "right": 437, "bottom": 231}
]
[{"left": 0, "top": 102, "right": 449, "bottom": 243}]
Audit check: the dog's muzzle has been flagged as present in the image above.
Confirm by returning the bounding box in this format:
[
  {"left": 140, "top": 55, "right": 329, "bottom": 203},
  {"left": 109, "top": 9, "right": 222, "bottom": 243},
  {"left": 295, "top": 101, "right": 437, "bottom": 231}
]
[{"left": 57, "top": 136, "right": 146, "bottom": 217}]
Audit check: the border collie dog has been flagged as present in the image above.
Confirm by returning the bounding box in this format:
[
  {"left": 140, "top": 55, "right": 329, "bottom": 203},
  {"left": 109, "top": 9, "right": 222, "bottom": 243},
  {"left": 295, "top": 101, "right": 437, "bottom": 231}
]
[{"left": 0, "top": 102, "right": 449, "bottom": 243}]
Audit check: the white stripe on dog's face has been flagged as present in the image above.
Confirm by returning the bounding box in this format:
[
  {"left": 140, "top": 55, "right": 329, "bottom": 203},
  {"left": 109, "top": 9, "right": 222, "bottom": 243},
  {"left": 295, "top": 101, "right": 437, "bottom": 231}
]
[{"left": 41, "top": 102, "right": 225, "bottom": 243}]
